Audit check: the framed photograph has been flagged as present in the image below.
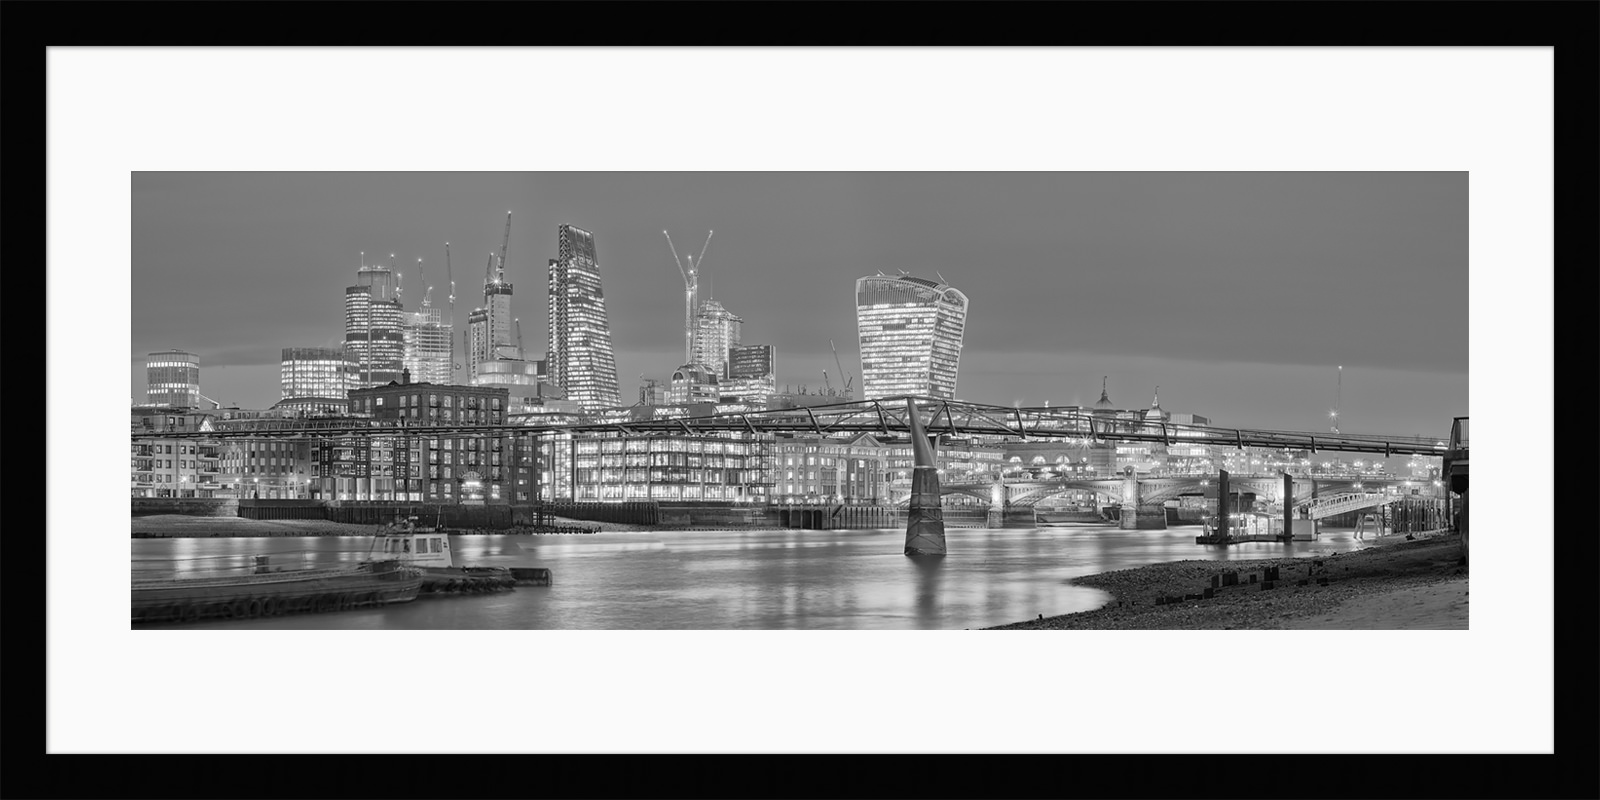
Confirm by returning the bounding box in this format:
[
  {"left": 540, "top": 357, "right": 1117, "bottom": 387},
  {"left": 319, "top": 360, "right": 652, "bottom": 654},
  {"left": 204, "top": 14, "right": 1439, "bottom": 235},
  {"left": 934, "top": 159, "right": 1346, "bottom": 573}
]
[{"left": 17, "top": 3, "right": 1595, "bottom": 798}]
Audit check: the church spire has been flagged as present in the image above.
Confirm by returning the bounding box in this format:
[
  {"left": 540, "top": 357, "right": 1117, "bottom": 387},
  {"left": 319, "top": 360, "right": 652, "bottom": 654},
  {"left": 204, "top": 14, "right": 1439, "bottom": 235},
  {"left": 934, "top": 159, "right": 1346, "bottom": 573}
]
[{"left": 1094, "top": 376, "right": 1114, "bottom": 410}]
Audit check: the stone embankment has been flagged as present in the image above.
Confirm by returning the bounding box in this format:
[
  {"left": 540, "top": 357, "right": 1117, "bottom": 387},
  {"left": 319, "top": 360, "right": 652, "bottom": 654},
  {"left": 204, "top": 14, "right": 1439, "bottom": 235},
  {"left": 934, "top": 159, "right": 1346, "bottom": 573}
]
[{"left": 987, "top": 532, "right": 1468, "bottom": 630}]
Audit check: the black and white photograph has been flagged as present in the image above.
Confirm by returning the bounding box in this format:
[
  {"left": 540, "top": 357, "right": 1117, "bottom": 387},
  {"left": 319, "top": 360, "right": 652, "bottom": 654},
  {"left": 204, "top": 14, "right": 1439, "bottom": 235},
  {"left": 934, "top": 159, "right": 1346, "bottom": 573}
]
[
  {"left": 31, "top": 34, "right": 1586, "bottom": 776},
  {"left": 128, "top": 171, "right": 1470, "bottom": 632}
]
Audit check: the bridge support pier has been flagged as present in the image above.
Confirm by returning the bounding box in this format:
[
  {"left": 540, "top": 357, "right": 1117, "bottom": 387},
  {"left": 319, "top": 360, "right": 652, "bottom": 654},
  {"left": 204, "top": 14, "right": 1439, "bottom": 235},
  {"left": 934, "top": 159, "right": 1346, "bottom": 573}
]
[
  {"left": 1118, "top": 469, "right": 1167, "bottom": 530},
  {"left": 903, "top": 399, "right": 947, "bottom": 556}
]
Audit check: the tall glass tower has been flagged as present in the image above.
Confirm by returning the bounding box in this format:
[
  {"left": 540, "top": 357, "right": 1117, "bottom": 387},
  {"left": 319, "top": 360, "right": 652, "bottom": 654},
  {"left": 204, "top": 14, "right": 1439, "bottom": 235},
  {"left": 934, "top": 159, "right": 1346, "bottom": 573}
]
[
  {"left": 546, "top": 224, "right": 620, "bottom": 411},
  {"left": 344, "top": 285, "right": 405, "bottom": 389},
  {"left": 466, "top": 262, "right": 515, "bottom": 383},
  {"left": 404, "top": 297, "right": 453, "bottom": 386},
  {"left": 692, "top": 298, "right": 743, "bottom": 377},
  {"left": 855, "top": 273, "right": 968, "bottom": 400}
]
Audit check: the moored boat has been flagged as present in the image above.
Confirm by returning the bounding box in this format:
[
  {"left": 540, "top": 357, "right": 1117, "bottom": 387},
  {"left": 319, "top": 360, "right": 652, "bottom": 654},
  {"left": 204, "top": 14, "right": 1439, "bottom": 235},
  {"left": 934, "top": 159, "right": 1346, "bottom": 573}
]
[
  {"left": 368, "top": 515, "right": 521, "bottom": 594},
  {"left": 132, "top": 559, "right": 423, "bottom": 624}
]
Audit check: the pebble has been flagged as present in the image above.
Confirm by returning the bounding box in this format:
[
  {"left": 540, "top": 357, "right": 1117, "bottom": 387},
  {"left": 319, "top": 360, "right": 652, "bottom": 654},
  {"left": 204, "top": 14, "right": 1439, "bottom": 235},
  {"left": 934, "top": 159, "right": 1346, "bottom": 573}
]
[{"left": 986, "top": 534, "right": 1466, "bottom": 630}]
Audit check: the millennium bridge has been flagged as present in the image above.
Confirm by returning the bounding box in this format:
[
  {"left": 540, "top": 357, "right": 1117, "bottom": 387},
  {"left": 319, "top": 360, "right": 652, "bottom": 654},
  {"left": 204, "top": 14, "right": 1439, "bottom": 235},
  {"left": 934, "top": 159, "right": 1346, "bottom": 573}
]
[{"left": 131, "top": 398, "right": 1468, "bottom": 559}]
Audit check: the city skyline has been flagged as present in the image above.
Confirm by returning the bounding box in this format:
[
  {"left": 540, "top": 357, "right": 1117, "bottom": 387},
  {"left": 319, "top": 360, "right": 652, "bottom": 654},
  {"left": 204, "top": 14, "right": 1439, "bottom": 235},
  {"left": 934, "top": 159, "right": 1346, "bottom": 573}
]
[{"left": 131, "top": 172, "right": 1467, "bottom": 435}]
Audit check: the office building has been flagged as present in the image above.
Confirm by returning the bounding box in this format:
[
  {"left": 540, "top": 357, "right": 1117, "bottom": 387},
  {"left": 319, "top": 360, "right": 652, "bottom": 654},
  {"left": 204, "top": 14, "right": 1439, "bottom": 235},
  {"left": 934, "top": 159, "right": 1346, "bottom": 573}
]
[
  {"left": 146, "top": 350, "right": 201, "bottom": 408},
  {"left": 546, "top": 224, "right": 620, "bottom": 411},
  {"left": 692, "top": 298, "right": 743, "bottom": 377},
  {"left": 466, "top": 256, "right": 516, "bottom": 382},
  {"left": 276, "top": 347, "right": 354, "bottom": 416},
  {"left": 344, "top": 259, "right": 406, "bottom": 388},
  {"left": 404, "top": 296, "right": 453, "bottom": 386},
  {"left": 855, "top": 273, "right": 968, "bottom": 400}
]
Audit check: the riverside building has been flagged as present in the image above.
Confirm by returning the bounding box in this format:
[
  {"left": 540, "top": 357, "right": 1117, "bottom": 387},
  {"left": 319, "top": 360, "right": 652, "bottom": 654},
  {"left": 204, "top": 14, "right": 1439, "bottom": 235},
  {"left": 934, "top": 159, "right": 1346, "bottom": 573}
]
[
  {"left": 319, "top": 376, "right": 539, "bottom": 504},
  {"left": 855, "top": 273, "right": 968, "bottom": 400}
]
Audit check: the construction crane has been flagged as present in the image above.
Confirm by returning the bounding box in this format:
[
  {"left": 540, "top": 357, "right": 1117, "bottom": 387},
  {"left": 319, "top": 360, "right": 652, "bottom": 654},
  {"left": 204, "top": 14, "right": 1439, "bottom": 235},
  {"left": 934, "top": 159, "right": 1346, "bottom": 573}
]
[
  {"left": 416, "top": 258, "right": 431, "bottom": 306},
  {"left": 446, "top": 242, "right": 460, "bottom": 378},
  {"left": 830, "top": 340, "right": 854, "bottom": 398},
  {"left": 663, "top": 229, "right": 714, "bottom": 365},
  {"left": 822, "top": 369, "right": 832, "bottom": 395},
  {"left": 516, "top": 318, "right": 525, "bottom": 361},
  {"left": 497, "top": 210, "right": 512, "bottom": 275}
]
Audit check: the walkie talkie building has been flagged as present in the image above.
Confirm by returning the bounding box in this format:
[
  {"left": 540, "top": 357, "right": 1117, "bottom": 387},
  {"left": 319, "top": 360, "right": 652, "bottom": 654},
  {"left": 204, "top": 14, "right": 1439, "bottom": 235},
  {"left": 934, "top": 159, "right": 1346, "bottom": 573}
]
[{"left": 855, "top": 273, "right": 968, "bottom": 400}]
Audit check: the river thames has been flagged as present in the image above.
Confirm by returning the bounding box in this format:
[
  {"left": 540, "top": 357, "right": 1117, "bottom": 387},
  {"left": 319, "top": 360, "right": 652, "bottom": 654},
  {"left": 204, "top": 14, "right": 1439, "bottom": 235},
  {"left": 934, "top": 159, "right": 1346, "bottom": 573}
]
[{"left": 133, "top": 525, "right": 1374, "bottom": 630}]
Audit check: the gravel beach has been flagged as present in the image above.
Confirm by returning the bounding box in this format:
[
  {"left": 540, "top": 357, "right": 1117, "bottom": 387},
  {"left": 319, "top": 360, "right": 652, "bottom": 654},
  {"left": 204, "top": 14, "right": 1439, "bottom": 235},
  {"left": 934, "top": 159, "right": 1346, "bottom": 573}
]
[{"left": 986, "top": 532, "right": 1468, "bottom": 630}]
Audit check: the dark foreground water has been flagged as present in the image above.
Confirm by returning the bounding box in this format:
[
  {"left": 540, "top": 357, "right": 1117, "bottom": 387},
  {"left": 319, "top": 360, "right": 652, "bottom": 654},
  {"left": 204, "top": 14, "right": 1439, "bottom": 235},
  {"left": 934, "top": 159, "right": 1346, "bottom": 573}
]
[{"left": 132, "top": 525, "right": 1375, "bottom": 630}]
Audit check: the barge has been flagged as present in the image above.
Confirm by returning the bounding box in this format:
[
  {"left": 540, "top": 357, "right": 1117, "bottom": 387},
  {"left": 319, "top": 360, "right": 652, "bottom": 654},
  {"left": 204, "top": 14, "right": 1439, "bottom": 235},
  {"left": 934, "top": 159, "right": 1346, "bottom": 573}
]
[{"left": 132, "top": 559, "right": 423, "bottom": 624}]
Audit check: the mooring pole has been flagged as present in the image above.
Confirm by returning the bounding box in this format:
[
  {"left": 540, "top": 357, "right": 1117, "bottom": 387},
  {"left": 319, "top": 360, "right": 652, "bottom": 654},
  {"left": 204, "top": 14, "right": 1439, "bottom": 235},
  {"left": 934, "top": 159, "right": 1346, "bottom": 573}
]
[
  {"left": 1282, "top": 471, "right": 1294, "bottom": 542},
  {"left": 1217, "top": 469, "right": 1231, "bottom": 543},
  {"left": 903, "top": 398, "right": 947, "bottom": 556}
]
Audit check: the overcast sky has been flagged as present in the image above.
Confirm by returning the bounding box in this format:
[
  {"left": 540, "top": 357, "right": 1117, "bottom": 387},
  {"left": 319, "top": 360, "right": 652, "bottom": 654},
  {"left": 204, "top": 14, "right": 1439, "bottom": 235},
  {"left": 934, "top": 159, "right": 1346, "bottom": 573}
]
[{"left": 131, "top": 172, "right": 1466, "bottom": 436}]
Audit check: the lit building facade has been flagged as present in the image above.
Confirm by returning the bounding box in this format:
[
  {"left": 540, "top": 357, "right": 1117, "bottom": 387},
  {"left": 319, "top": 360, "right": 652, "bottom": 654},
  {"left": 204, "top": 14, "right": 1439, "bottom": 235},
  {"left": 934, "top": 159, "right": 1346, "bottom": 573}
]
[
  {"left": 146, "top": 350, "right": 200, "bottom": 408},
  {"left": 855, "top": 274, "right": 968, "bottom": 400},
  {"left": 769, "top": 434, "right": 892, "bottom": 505},
  {"left": 546, "top": 224, "right": 620, "bottom": 411},
  {"left": 729, "top": 344, "right": 774, "bottom": 379},
  {"left": 344, "top": 271, "right": 406, "bottom": 388},
  {"left": 564, "top": 432, "right": 767, "bottom": 503},
  {"left": 130, "top": 408, "right": 221, "bottom": 497},
  {"left": 278, "top": 347, "right": 352, "bottom": 415},
  {"left": 692, "top": 298, "right": 743, "bottom": 377},
  {"left": 475, "top": 358, "right": 568, "bottom": 415},
  {"left": 668, "top": 364, "right": 722, "bottom": 405},
  {"left": 720, "top": 375, "right": 776, "bottom": 404},
  {"left": 467, "top": 263, "right": 516, "bottom": 382},
  {"left": 404, "top": 301, "right": 453, "bottom": 386}
]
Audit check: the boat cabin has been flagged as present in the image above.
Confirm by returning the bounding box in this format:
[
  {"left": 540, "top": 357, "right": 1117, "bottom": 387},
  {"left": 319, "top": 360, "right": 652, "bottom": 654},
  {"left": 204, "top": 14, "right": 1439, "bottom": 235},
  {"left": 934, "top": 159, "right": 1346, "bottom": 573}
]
[
  {"left": 1203, "top": 511, "right": 1276, "bottom": 538},
  {"left": 369, "top": 517, "right": 454, "bottom": 569}
]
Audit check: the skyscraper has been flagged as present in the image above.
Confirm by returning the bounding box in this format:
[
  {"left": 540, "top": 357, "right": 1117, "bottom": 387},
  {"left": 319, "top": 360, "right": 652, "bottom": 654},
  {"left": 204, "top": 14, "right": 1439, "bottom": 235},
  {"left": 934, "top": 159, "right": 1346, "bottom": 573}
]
[
  {"left": 546, "top": 224, "right": 620, "bottom": 411},
  {"left": 467, "top": 253, "right": 516, "bottom": 382},
  {"left": 403, "top": 295, "right": 452, "bottom": 386},
  {"left": 692, "top": 298, "right": 743, "bottom": 377},
  {"left": 855, "top": 273, "right": 968, "bottom": 400},
  {"left": 146, "top": 350, "right": 200, "bottom": 408},
  {"left": 344, "top": 259, "right": 405, "bottom": 388}
]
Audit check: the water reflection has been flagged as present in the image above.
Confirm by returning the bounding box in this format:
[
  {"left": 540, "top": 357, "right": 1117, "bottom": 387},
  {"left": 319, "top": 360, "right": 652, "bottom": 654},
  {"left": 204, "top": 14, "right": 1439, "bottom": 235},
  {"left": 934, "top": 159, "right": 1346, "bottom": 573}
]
[
  {"left": 908, "top": 555, "right": 945, "bottom": 627},
  {"left": 133, "top": 524, "right": 1375, "bottom": 630}
]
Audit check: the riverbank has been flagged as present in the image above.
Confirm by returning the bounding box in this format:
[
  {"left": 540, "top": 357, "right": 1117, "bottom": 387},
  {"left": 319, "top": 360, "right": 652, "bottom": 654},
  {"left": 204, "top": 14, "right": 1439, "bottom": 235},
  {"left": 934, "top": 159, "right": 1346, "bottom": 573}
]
[
  {"left": 131, "top": 514, "right": 607, "bottom": 537},
  {"left": 986, "top": 532, "right": 1467, "bottom": 630}
]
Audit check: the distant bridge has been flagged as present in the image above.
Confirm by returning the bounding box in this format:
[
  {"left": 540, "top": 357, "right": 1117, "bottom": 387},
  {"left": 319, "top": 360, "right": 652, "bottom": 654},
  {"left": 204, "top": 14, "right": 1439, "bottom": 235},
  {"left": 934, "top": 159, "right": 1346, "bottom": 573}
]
[{"left": 910, "top": 474, "right": 1437, "bottom": 509}]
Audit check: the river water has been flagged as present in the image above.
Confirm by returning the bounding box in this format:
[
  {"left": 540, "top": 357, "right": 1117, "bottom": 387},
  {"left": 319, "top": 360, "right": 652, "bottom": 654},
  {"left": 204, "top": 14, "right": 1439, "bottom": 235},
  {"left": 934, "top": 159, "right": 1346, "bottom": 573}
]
[{"left": 132, "top": 525, "right": 1374, "bottom": 630}]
